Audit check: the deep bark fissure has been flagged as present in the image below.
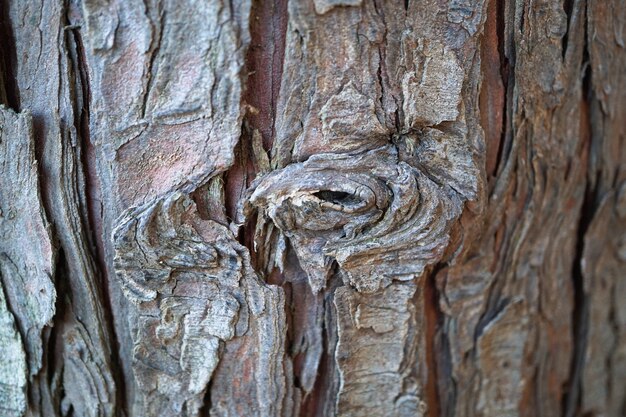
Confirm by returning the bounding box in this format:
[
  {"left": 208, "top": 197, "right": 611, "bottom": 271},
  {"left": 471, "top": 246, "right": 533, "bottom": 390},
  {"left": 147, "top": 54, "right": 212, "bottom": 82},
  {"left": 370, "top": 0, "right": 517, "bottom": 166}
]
[
  {"left": 0, "top": 0, "right": 19, "bottom": 110},
  {"left": 423, "top": 267, "right": 442, "bottom": 417},
  {"left": 268, "top": 0, "right": 288, "bottom": 151},
  {"left": 225, "top": 0, "right": 288, "bottom": 249},
  {"left": 141, "top": 5, "right": 165, "bottom": 119},
  {"left": 65, "top": 13, "right": 128, "bottom": 414},
  {"left": 199, "top": 368, "right": 214, "bottom": 417},
  {"left": 564, "top": 21, "right": 594, "bottom": 416},
  {"left": 564, "top": 180, "right": 594, "bottom": 417},
  {"left": 299, "top": 310, "right": 329, "bottom": 417},
  {"left": 493, "top": 0, "right": 515, "bottom": 180},
  {"left": 435, "top": 318, "right": 455, "bottom": 417},
  {"left": 562, "top": 0, "right": 576, "bottom": 59},
  {"left": 493, "top": 0, "right": 507, "bottom": 178},
  {"left": 224, "top": 137, "right": 250, "bottom": 227},
  {"left": 46, "top": 247, "right": 69, "bottom": 408},
  {"left": 244, "top": 0, "right": 288, "bottom": 151},
  {"left": 300, "top": 268, "right": 342, "bottom": 417}
]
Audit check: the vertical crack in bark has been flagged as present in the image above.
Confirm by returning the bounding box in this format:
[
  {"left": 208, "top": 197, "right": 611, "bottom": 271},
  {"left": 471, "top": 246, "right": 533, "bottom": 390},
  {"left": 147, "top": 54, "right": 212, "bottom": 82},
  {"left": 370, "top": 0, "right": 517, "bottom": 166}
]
[
  {"left": 562, "top": 0, "right": 576, "bottom": 59},
  {"left": 140, "top": 5, "right": 165, "bottom": 119},
  {"left": 269, "top": 0, "right": 288, "bottom": 151},
  {"left": 564, "top": 181, "right": 593, "bottom": 417},
  {"left": 424, "top": 267, "right": 442, "bottom": 417},
  {"left": 66, "top": 22, "right": 127, "bottom": 414},
  {"left": 493, "top": 0, "right": 513, "bottom": 179},
  {"left": 300, "top": 267, "right": 342, "bottom": 417},
  {"left": 564, "top": 19, "right": 593, "bottom": 416},
  {"left": 218, "top": 1, "right": 294, "bottom": 414},
  {"left": 224, "top": 136, "right": 253, "bottom": 241},
  {"left": 300, "top": 298, "right": 328, "bottom": 417},
  {"left": 480, "top": 0, "right": 506, "bottom": 180},
  {"left": 199, "top": 369, "right": 215, "bottom": 417},
  {"left": 224, "top": 0, "right": 288, "bottom": 252},
  {"left": 47, "top": 247, "right": 68, "bottom": 393},
  {"left": 0, "top": 0, "right": 19, "bottom": 110},
  {"left": 244, "top": 0, "right": 288, "bottom": 152}
]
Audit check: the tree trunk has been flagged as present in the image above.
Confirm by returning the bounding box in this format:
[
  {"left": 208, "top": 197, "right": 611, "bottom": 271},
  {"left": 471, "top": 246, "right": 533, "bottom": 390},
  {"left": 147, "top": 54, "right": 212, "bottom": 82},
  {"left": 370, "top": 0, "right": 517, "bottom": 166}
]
[{"left": 0, "top": 1, "right": 624, "bottom": 416}]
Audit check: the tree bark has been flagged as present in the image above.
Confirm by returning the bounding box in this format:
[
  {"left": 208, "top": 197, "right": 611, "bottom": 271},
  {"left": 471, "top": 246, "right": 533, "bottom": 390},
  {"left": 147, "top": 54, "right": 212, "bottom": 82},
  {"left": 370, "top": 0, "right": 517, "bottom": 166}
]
[{"left": 0, "top": 1, "right": 624, "bottom": 417}]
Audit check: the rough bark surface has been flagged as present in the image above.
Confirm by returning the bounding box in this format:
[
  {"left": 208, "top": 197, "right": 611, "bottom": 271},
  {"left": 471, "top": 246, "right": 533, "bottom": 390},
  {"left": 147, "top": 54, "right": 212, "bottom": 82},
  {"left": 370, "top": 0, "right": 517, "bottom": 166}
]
[{"left": 0, "top": 1, "right": 624, "bottom": 417}]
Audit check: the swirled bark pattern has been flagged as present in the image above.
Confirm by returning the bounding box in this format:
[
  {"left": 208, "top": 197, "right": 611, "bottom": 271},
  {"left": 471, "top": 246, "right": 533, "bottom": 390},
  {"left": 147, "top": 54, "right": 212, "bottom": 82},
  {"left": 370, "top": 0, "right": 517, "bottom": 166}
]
[
  {"left": 113, "top": 193, "right": 285, "bottom": 416},
  {"left": 248, "top": 145, "right": 463, "bottom": 293}
]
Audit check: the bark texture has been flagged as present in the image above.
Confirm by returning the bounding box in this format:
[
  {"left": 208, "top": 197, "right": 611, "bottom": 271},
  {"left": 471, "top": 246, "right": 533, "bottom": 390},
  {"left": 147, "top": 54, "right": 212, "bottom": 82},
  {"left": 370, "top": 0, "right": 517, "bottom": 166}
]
[{"left": 0, "top": 0, "right": 624, "bottom": 417}]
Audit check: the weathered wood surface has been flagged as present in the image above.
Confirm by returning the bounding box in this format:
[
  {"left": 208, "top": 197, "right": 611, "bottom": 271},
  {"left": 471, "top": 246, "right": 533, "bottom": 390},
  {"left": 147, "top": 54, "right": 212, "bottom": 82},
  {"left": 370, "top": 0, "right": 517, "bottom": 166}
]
[
  {"left": 0, "top": 108, "right": 55, "bottom": 417},
  {"left": 0, "top": 0, "right": 624, "bottom": 416}
]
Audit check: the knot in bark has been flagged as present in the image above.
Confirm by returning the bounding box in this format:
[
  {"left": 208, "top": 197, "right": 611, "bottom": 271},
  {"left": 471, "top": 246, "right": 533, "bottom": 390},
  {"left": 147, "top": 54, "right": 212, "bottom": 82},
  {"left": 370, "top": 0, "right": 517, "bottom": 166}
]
[{"left": 246, "top": 145, "right": 462, "bottom": 292}]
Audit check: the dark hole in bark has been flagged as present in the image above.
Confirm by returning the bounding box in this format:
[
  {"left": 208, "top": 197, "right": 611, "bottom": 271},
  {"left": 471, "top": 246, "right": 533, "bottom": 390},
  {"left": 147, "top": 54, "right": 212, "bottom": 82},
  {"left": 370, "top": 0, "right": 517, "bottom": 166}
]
[{"left": 313, "top": 190, "right": 353, "bottom": 205}]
